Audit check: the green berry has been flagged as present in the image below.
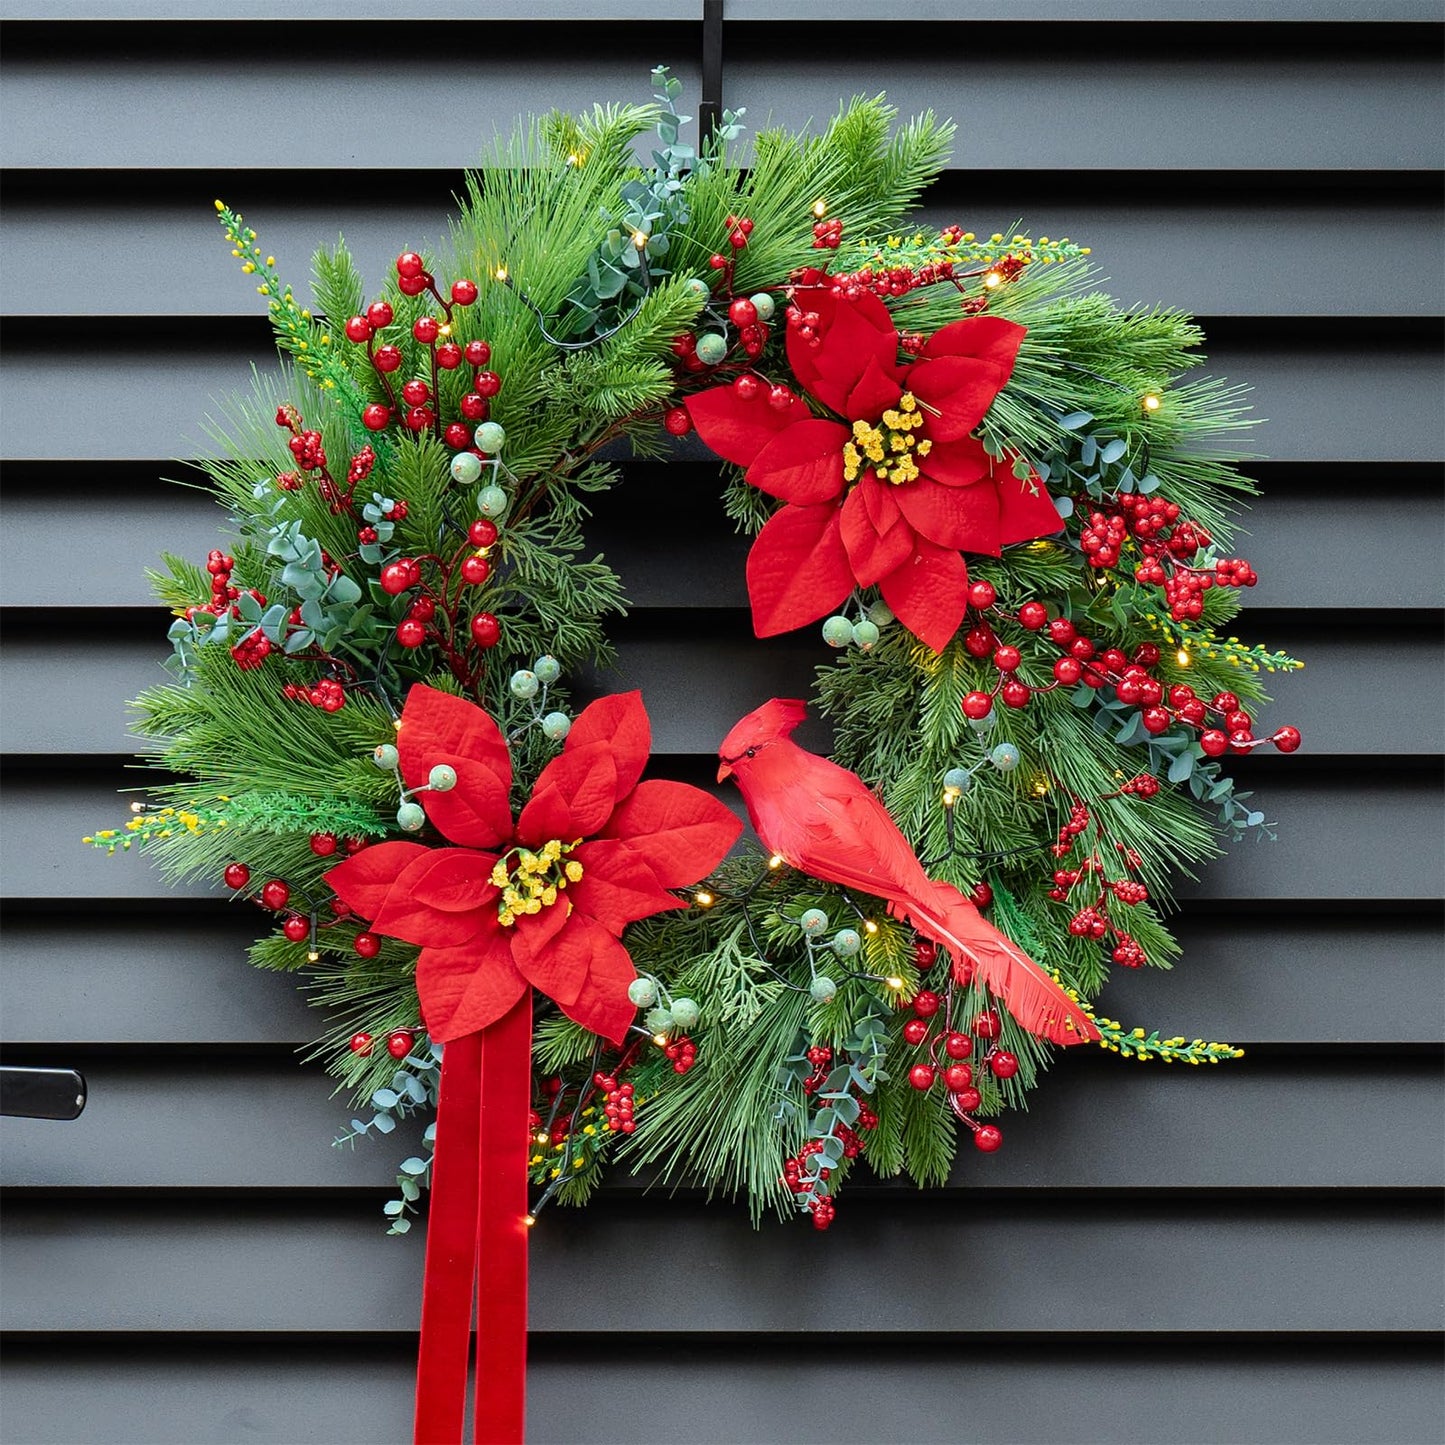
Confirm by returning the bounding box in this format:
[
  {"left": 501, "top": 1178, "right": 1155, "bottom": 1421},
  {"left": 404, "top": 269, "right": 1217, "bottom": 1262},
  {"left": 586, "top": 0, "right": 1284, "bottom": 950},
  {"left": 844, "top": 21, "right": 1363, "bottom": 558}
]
[
  {"left": 821, "top": 615, "right": 854, "bottom": 648},
  {"left": 831, "top": 928, "right": 861, "bottom": 957},
  {"left": 684, "top": 278, "right": 710, "bottom": 298},
  {"left": 968, "top": 707, "right": 997, "bottom": 732},
  {"left": 799, "top": 908, "right": 829, "bottom": 937},
  {"left": 749, "top": 292, "right": 776, "bottom": 321},
  {"left": 810, "top": 975, "right": 838, "bottom": 1004},
  {"left": 396, "top": 801, "right": 426, "bottom": 832},
  {"left": 645, "top": 1006, "right": 675, "bottom": 1035},
  {"left": 695, "top": 332, "right": 728, "bottom": 365},
  {"left": 670, "top": 997, "right": 700, "bottom": 1029},
  {"left": 851, "top": 620, "right": 879, "bottom": 651},
  {"left": 476, "top": 484, "right": 508, "bottom": 518},
  {"left": 990, "top": 743, "right": 1021, "bottom": 772},
  {"left": 541, "top": 711, "right": 571, "bottom": 742},
  {"left": 867, "top": 600, "right": 894, "bottom": 627},
  {"left": 533, "top": 655, "right": 561, "bottom": 684},
  {"left": 428, "top": 764, "right": 457, "bottom": 793},
  {"left": 372, "top": 743, "right": 399, "bottom": 771},
  {"left": 627, "top": 977, "right": 658, "bottom": 1008},
  {"left": 450, "top": 452, "right": 482, "bottom": 486},
  {"left": 943, "top": 767, "right": 972, "bottom": 793},
  {"left": 509, "top": 669, "right": 539, "bottom": 699},
  {"left": 473, "top": 421, "right": 506, "bottom": 453}
]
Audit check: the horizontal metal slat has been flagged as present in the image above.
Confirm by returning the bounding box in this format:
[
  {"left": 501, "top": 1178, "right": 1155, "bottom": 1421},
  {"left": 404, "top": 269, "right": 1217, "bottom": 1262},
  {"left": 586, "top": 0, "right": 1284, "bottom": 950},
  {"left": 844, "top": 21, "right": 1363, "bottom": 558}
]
[
  {"left": 1, "top": 622, "right": 1432, "bottom": 759},
  {"left": 5, "top": 772, "right": 1441, "bottom": 904},
  {"left": 2, "top": 1198, "right": 1439, "bottom": 1335},
  {"left": 4, "top": 913, "right": 1439, "bottom": 1047},
  {"left": 0, "top": 1056, "right": 1438, "bottom": 1192},
  {"left": 1, "top": 335, "right": 1440, "bottom": 462},
  {"left": 5, "top": 189, "right": 1440, "bottom": 320},
  {"left": 2, "top": 1339, "right": 1441, "bottom": 1445}
]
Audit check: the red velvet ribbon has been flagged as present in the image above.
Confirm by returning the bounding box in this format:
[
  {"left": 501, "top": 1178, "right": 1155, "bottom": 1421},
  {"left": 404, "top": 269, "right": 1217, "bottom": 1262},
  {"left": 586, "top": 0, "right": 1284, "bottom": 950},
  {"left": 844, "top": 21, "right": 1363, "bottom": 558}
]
[{"left": 414, "top": 991, "right": 531, "bottom": 1445}]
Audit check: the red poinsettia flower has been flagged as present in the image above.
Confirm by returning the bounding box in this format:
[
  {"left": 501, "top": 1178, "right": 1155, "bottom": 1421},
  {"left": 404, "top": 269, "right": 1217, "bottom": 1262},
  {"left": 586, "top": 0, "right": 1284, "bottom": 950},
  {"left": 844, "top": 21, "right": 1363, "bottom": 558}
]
[
  {"left": 685, "top": 289, "right": 1065, "bottom": 652},
  {"left": 325, "top": 685, "right": 741, "bottom": 1045}
]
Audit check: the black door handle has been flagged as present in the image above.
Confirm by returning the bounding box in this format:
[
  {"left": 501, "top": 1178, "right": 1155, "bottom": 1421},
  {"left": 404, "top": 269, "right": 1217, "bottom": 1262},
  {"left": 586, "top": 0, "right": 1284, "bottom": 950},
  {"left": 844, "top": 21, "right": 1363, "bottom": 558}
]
[{"left": 0, "top": 1066, "right": 87, "bottom": 1120}]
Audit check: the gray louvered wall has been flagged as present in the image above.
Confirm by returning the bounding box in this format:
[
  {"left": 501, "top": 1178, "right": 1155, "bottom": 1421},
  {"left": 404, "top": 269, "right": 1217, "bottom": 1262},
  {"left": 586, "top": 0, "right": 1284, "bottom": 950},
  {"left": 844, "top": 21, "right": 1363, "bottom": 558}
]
[{"left": 1, "top": 7, "right": 1442, "bottom": 1443}]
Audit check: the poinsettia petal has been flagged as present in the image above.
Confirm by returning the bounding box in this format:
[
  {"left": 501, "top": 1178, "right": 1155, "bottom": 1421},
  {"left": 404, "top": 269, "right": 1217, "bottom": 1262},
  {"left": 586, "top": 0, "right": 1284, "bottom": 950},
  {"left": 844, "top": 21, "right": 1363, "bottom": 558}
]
[
  {"left": 879, "top": 539, "right": 972, "bottom": 654},
  {"left": 397, "top": 684, "right": 513, "bottom": 850},
  {"left": 324, "top": 841, "right": 430, "bottom": 922},
  {"left": 601, "top": 779, "right": 743, "bottom": 887},
  {"left": 921, "top": 316, "right": 1027, "bottom": 377},
  {"left": 996, "top": 470, "right": 1067, "bottom": 546},
  {"left": 569, "top": 838, "right": 686, "bottom": 934},
  {"left": 841, "top": 484, "right": 916, "bottom": 587},
  {"left": 904, "top": 356, "right": 1009, "bottom": 442},
  {"left": 515, "top": 743, "right": 618, "bottom": 847},
  {"left": 744, "top": 418, "right": 849, "bottom": 504},
  {"left": 857, "top": 474, "right": 904, "bottom": 539},
  {"left": 406, "top": 849, "right": 501, "bottom": 913},
  {"left": 372, "top": 849, "right": 492, "bottom": 949},
  {"left": 894, "top": 477, "right": 1002, "bottom": 553},
  {"left": 561, "top": 692, "right": 651, "bottom": 805},
  {"left": 556, "top": 917, "right": 638, "bottom": 1044},
  {"left": 686, "top": 384, "right": 808, "bottom": 468},
  {"left": 845, "top": 354, "right": 904, "bottom": 424},
  {"left": 507, "top": 902, "right": 585, "bottom": 1005},
  {"left": 745, "top": 503, "right": 854, "bottom": 638},
  {"left": 414, "top": 930, "right": 527, "bottom": 1042},
  {"left": 806, "top": 292, "right": 901, "bottom": 413},
  {"left": 918, "top": 435, "right": 992, "bottom": 487}
]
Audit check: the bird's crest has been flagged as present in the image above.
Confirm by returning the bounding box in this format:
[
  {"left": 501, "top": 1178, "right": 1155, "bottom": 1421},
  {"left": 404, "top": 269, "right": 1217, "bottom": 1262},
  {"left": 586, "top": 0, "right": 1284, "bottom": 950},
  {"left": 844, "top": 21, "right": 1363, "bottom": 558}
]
[{"left": 718, "top": 698, "right": 808, "bottom": 762}]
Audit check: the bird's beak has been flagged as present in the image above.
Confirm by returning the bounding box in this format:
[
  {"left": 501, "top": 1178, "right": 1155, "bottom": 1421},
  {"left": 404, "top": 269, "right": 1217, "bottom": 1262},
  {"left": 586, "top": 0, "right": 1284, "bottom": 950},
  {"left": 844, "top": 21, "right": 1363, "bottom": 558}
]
[{"left": 716, "top": 760, "right": 733, "bottom": 784}]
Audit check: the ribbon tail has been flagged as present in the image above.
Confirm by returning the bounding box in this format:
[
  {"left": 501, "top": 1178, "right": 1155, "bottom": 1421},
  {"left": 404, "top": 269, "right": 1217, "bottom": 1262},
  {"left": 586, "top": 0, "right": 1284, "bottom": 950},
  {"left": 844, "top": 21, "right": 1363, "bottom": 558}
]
[
  {"left": 474, "top": 989, "right": 532, "bottom": 1445},
  {"left": 414, "top": 1032, "right": 484, "bottom": 1445}
]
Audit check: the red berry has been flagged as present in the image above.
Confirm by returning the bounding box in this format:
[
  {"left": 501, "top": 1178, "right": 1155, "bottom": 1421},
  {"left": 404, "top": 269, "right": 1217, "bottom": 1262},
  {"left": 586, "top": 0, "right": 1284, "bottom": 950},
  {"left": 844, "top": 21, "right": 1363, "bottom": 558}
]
[
  {"left": 460, "top": 393, "right": 489, "bottom": 421},
  {"left": 974, "top": 1009, "right": 1001, "bottom": 1040},
  {"left": 260, "top": 879, "right": 290, "bottom": 911},
  {"left": 396, "top": 251, "right": 425, "bottom": 279},
  {"left": 943, "top": 1032, "right": 972, "bottom": 1060},
  {"left": 412, "top": 316, "right": 439, "bottom": 345},
  {"left": 1272, "top": 725, "right": 1302, "bottom": 753},
  {"left": 464, "top": 340, "right": 491, "bottom": 367},
  {"left": 1211, "top": 691, "right": 1240, "bottom": 714},
  {"left": 1200, "top": 729, "right": 1229, "bottom": 757},
  {"left": 908, "top": 1063, "right": 936, "bottom": 1091},
  {"left": 468, "top": 519, "right": 498, "bottom": 547},
  {"left": 344, "top": 315, "right": 373, "bottom": 343},
  {"left": 1017, "top": 601, "right": 1048, "bottom": 630},
  {"left": 728, "top": 298, "right": 758, "bottom": 328},
  {"left": 962, "top": 690, "right": 995, "bottom": 720},
  {"left": 992, "top": 645, "right": 1021, "bottom": 673},
  {"left": 967, "top": 580, "right": 997, "bottom": 609},
  {"left": 404, "top": 406, "right": 432, "bottom": 432},
  {"left": 395, "top": 619, "right": 427, "bottom": 648},
  {"left": 386, "top": 1029, "right": 414, "bottom": 1060},
  {"left": 474, "top": 371, "right": 502, "bottom": 398},
  {"left": 349, "top": 1032, "right": 373, "bottom": 1056},
  {"left": 435, "top": 343, "right": 462, "bottom": 371},
  {"left": 1053, "top": 657, "right": 1082, "bottom": 685},
  {"left": 470, "top": 612, "right": 501, "bottom": 648},
  {"left": 973, "top": 1124, "right": 1003, "bottom": 1153},
  {"left": 282, "top": 916, "right": 309, "bottom": 942},
  {"left": 944, "top": 1063, "right": 973, "bottom": 1092},
  {"left": 1141, "top": 706, "right": 1171, "bottom": 735},
  {"left": 372, "top": 345, "right": 403, "bottom": 373},
  {"left": 912, "top": 989, "right": 941, "bottom": 1018},
  {"left": 902, "top": 1018, "right": 930, "bottom": 1047},
  {"left": 1001, "top": 679, "right": 1031, "bottom": 709},
  {"left": 461, "top": 554, "right": 491, "bottom": 586},
  {"left": 380, "top": 561, "right": 414, "bottom": 595},
  {"left": 954, "top": 1085, "right": 982, "bottom": 1110},
  {"left": 767, "top": 384, "right": 795, "bottom": 410},
  {"left": 309, "top": 832, "right": 338, "bottom": 857},
  {"left": 223, "top": 862, "right": 250, "bottom": 890},
  {"left": 354, "top": 931, "right": 381, "bottom": 959},
  {"left": 444, "top": 423, "right": 472, "bottom": 449},
  {"left": 366, "top": 301, "right": 394, "bottom": 330},
  {"left": 914, "top": 939, "right": 938, "bottom": 969},
  {"left": 733, "top": 374, "right": 761, "bottom": 401},
  {"left": 663, "top": 406, "right": 693, "bottom": 436},
  {"left": 989, "top": 1049, "right": 1019, "bottom": 1080},
  {"left": 969, "top": 881, "right": 993, "bottom": 908},
  {"left": 401, "top": 379, "right": 430, "bottom": 406},
  {"left": 451, "top": 279, "right": 479, "bottom": 306},
  {"left": 362, "top": 403, "right": 390, "bottom": 431}
]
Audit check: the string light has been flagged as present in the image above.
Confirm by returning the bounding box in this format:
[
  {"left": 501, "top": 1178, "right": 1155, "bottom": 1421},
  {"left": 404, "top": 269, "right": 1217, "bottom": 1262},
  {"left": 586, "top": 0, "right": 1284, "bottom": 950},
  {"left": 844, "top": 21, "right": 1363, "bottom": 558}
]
[
  {"left": 942, "top": 787, "right": 960, "bottom": 808},
  {"left": 652, "top": 1033, "right": 669, "bottom": 1047},
  {"left": 565, "top": 152, "right": 581, "bottom": 167},
  {"left": 631, "top": 230, "right": 648, "bottom": 250},
  {"left": 863, "top": 919, "right": 879, "bottom": 935},
  {"left": 884, "top": 975, "right": 905, "bottom": 991},
  {"left": 1141, "top": 392, "right": 1162, "bottom": 412},
  {"left": 693, "top": 890, "right": 714, "bottom": 908},
  {"left": 767, "top": 854, "right": 784, "bottom": 870},
  {"left": 1176, "top": 647, "right": 1192, "bottom": 667},
  {"left": 534, "top": 1131, "right": 548, "bottom": 1145},
  {"left": 983, "top": 271, "right": 1003, "bottom": 289},
  {"left": 130, "top": 801, "right": 146, "bottom": 813},
  {"left": 494, "top": 266, "right": 509, "bottom": 283},
  {"left": 306, "top": 949, "right": 320, "bottom": 963},
  {"left": 1031, "top": 776, "right": 1051, "bottom": 798},
  {"left": 393, "top": 718, "right": 403, "bottom": 731},
  {"left": 812, "top": 199, "right": 828, "bottom": 218},
  {"left": 523, "top": 1213, "right": 536, "bottom": 1228}
]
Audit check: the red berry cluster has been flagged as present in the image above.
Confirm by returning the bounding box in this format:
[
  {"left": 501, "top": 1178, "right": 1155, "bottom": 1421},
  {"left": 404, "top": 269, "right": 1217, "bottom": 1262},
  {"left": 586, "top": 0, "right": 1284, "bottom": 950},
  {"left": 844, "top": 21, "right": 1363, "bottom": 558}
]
[
  {"left": 348, "top": 445, "right": 377, "bottom": 486},
  {"left": 1047, "top": 809, "right": 1153, "bottom": 968},
  {"left": 230, "top": 628, "right": 271, "bottom": 671},
  {"left": 728, "top": 373, "right": 796, "bottom": 411},
  {"left": 663, "top": 1036, "right": 698, "bottom": 1074},
  {"left": 785, "top": 300, "right": 825, "bottom": 350},
  {"left": 800, "top": 1044, "right": 833, "bottom": 1096},
  {"left": 811, "top": 216, "right": 843, "bottom": 249},
  {"left": 594, "top": 1072, "right": 637, "bottom": 1135},
  {"left": 282, "top": 677, "right": 346, "bottom": 712}
]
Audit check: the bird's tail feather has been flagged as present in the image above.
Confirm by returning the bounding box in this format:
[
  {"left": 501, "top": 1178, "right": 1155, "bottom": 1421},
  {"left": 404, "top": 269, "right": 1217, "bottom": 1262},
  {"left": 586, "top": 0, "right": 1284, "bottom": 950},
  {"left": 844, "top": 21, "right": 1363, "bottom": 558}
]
[{"left": 890, "top": 882, "right": 1099, "bottom": 1046}]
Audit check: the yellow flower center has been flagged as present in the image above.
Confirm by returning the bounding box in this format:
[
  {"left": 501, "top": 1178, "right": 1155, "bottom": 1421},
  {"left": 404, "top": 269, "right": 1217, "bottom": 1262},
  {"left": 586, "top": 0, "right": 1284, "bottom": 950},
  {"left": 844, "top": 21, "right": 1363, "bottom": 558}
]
[
  {"left": 489, "top": 838, "right": 582, "bottom": 927},
  {"left": 841, "top": 392, "right": 934, "bottom": 487}
]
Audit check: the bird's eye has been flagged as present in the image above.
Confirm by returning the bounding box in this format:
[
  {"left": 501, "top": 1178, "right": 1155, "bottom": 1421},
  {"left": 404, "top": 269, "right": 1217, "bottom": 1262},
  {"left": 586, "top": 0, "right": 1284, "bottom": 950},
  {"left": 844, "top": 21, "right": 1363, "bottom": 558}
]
[{"left": 745, "top": 747, "right": 756, "bottom": 758}]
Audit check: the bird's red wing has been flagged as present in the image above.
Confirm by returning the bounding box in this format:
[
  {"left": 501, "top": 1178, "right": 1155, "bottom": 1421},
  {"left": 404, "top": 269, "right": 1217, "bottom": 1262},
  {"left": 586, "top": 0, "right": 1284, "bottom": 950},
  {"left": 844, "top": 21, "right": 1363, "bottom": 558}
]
[{"left": 788, "top": 788, "right": 936, "bottom": 900}]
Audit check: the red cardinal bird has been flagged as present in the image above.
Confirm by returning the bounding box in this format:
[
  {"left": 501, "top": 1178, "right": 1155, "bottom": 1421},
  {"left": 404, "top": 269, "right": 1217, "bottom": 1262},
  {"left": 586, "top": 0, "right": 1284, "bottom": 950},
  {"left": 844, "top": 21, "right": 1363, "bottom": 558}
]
[{"left": 718, "top": 699, "right": 1098, "bottom": 1047}]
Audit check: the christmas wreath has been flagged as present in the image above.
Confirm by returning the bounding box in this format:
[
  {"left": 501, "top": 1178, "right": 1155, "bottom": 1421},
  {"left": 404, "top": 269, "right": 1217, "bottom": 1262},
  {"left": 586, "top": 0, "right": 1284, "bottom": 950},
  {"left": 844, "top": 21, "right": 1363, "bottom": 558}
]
[{"left": 89, "top": 70, "right": 1301, "bottom": 1444}]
